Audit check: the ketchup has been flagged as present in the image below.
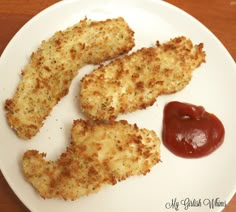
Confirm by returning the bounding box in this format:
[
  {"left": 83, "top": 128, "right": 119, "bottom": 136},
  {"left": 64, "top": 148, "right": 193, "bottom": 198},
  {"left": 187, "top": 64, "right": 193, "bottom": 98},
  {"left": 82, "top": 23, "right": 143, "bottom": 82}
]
[{"left": 162, "top": 101, "right": 225, "bottom": 158}]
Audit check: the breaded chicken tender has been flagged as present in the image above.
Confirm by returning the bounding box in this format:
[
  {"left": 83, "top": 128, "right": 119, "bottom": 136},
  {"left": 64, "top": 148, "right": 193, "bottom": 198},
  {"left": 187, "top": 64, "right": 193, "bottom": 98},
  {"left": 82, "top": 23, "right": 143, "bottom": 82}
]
[
  {"left": 5, "top": 17, "right": 135, "bottom": 139},
  {"left": 80, "top": 36, "right": 205, "bottom": 120},
  {"left": 22, "top": 119, "right": 160, "bottom": 200}
]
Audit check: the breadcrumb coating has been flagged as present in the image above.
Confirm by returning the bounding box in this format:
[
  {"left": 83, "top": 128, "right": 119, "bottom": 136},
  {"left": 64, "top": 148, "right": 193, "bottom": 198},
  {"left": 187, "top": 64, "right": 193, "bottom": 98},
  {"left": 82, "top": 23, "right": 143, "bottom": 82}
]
[
  {"left": 80, "top": 36, "right": 205, "bottom": 120},
  {"left": 22, "top": 119, "right": 160, "bottom": 200},
  {"left": 5, "top": 17, "right": 135, "bottom": 139}
]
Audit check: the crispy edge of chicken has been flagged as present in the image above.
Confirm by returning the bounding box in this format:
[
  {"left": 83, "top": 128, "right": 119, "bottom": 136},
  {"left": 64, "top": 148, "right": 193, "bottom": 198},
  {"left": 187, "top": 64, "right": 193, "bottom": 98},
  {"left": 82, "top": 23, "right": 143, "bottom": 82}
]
[
  {"left": 80, "top": 36, "right": 206, "bottom": 120},
  {"left": 5, "top": 17, "right": 135, "bottom": 139},
  {"left": 22, "top": 119, "right": 160, "bottom": 200}
]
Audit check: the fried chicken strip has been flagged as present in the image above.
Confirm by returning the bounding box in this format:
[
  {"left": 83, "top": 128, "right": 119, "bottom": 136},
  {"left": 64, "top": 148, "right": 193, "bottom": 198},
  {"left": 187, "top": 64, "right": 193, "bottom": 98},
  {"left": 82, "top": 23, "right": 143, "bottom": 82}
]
[
  {"left": 5, "top": 17, "right": 135, "bottom": 139},
  {"left": 80, "top": 36, "right": 205, "bottom": 120},
  {"left": 22, "top": 119, "right": 160, "bottom": 200}
]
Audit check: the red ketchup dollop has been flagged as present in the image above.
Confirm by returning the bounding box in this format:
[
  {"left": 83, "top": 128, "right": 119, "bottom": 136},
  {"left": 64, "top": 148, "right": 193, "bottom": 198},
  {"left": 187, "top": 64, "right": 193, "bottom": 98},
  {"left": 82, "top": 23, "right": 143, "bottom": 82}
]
[{"left": 162, "top": 101, "right": 225, "bottom": 158}]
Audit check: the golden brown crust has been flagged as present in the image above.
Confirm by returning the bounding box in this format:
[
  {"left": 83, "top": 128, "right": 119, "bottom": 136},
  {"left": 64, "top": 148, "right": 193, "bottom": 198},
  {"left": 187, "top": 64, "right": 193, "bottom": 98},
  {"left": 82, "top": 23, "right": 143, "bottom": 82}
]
[
  {"left": 80, "top": 36, "right": 206, "bottom": 120},
  {"left": 5, "top": 17, "right": 135, "bottom": 139},
  {"left": 22, "top": 119, "right": 160, "bottom": 200}
]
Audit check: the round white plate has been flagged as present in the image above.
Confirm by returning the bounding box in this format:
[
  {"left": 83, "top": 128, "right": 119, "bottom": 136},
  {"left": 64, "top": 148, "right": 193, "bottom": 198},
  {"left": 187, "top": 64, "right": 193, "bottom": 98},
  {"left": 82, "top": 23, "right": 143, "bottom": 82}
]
[{"left": 0, "top": 0, "right": 236, "bottom": 211}]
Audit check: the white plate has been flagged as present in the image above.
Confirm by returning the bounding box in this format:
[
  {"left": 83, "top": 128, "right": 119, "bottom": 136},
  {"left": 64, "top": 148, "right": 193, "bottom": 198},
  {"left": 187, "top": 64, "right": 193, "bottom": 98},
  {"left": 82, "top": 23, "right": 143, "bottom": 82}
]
[{"left": 0, "top": 0, "right": 236, "bottom": 211}]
